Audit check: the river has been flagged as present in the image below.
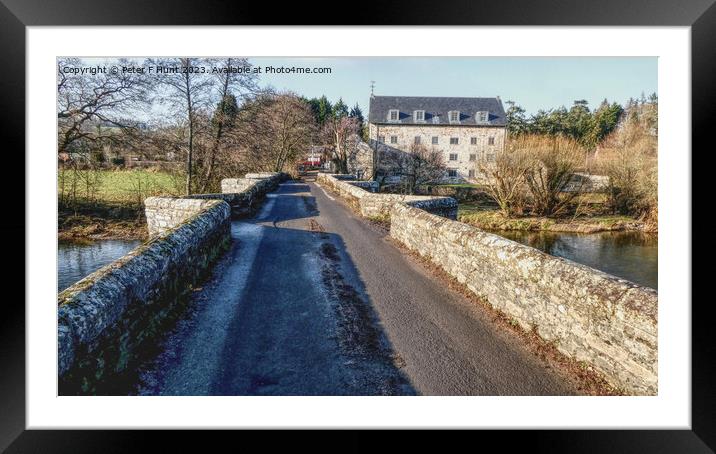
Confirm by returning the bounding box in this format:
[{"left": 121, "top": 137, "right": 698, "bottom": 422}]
[
  {"left": 58, "top": 239, "right": 142, "bottom": 292},
  {"left": 492, "top": 230, "right": 658, "bottom": 289},
  {"left": 57, "top": 231, "right": 657, "bottom": 293}
]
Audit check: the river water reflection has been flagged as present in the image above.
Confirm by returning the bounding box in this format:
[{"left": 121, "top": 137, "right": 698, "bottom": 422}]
[
  {"left": 491, "top": 230, "right": 658, "bottom": 290},
  {"left": 58, "top": 239, "right": 142, "bottom": 292}
]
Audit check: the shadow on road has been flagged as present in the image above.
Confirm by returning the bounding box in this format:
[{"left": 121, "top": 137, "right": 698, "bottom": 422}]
[
  {"left": 205, "top": 220, "right": 416, "bottom": 395},
  {"left": 130, "top": 181, "right": 416, "bottom": 396}
]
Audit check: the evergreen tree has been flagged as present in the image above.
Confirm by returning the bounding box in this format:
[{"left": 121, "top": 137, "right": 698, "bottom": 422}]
[
  {"left": 349, "top": 103, "right": 365, "bottom": 140},
  {"left": 306, "top": 97, "right": 321, "bottom": 123},
  {"left": 505, "top": 100, "right": 528, "bottom": 136},
  {"left": 548, "top": 107, "right": 570, "bottom": 135},
  {"left": 587, "top": 100, "right": 623, "bottom": 148},
  {"left": 212, "top": 93, "right": 239, "bottom": 128},
  {"left": 349, "top": 103, "right": 364, "bottom": 123},
  {"left": 333, "top": 97, "right": 349, "bottom": 118},
  {"left": 566, "top": 100, "right": 593, "bottom": 145},
  {"left": 530, "top": 109, "right": 552, "bottom": 135}
]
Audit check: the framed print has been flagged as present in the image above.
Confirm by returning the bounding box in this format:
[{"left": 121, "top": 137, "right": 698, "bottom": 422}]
[{"left": 3, "top": 0, "right": 713, "bottom": 451}]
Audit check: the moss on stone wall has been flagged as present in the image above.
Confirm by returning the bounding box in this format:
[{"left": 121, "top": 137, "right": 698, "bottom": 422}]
[{"left": 58, "top": 172, "right": 287, "bottom": 395}]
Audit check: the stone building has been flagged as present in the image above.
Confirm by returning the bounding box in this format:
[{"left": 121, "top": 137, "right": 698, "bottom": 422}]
[{"left": 367, "top": 95, "right": 507, "bottom": 183}]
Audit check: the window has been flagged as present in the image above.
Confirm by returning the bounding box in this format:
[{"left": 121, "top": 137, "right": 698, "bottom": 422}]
[
  {"left": 449, "top": 111, "right": 460, "bottom": 123},
  {"left": 378, "top": 135, "right": 385, "bottom": 143},
  {"left": 390, "top": 135, "right": 398, "bottom": 144},
  {"left": 468, "top": 170, "right": 476, "bottom": 178},
  {"left": 488, "top": 137, "right": 495, "bottom": 145},
  {"left": 447, "top": 169, "right": 458, "bottom": 178},
  {"left": 388, "top": 109, "right": 399, "bottom": 121},
  {"left": 476, "top": 111, "right": 489, "bottom": 123},
  {"left": 486, "top": 153, "right": 495, "bottom": 162},
  {"left": 449, "top": 153, "right": 458, "bottom": 161},
  {"left": 469, "top": 154, "right": 476, "bottom": 161},
  {"left": 449, "top": 137, "right": 459, "bottom": 145},
  {"left": 432, "top": 136, "right": 439, "bottom": 145},
  {"left": 470, "top": 137, "right": 477, "bottom": 145},
  {"left": 414, "top": 136, "right": 421, "bottom": 145},
  {"left": 414, "top": 110, "right": 425, "bottom": 122}
]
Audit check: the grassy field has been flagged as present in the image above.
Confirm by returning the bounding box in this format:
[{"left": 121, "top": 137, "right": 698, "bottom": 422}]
[
  {"left": 58, "top": 169, "right": 181, "bottom": 205},
  {"left": 58, "top": 169, "right": 183, "bottom": 241}
]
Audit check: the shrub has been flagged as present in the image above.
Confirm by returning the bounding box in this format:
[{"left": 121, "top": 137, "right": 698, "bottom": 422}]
[
  {"left": 595, "top": 137, "right": 657, "bottom": 218},
  {"left": 480, "top": 134, "right": 587, "bottom": 217},
  {"left": 478, "top": 137, "right": 532, "bottom": 216},
  {"left": 90, "top": 150, "right": 106, "bottom": 163},
  {"left": 522, "top": 135, "right": 587, "bottom": 216},
  {"left": 594, "top": 117, "right": 657, "bottom": 221}
]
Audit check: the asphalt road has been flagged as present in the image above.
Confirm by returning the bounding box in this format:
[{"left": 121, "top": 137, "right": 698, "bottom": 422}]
[{"left": 137, "top": 178, "right": 577, "bottom": 396}]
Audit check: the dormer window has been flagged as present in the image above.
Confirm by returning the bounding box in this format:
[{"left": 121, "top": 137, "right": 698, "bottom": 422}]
[
  {"left": 414, "top": 110, "right": 425, "bottom": 122},
  {"left": 388, "top": 109, "right": 399, "bottom": 121},
  {"left": 448, "top": 111, "right": 460, "bottom": 123},
  {"left": 476, "top": 111, "right": 489, "bottom": 123}
]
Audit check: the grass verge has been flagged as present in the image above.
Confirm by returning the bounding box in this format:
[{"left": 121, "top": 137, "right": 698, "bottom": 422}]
[{"left": 459, "top": 203, "right": 643, "bottom": 233}]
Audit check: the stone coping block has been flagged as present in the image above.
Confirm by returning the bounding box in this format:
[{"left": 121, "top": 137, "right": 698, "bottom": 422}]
[
  {"left": 145, "top": 197, "right": 223, "bottom": 236},
  {"left": 245, "top": 172, "right": 282, "bottom": 180}
]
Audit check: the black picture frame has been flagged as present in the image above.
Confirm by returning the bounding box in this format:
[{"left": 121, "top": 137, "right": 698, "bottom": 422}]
[{"left": 3, "top": 0, "right": 711, "bottom": 451}]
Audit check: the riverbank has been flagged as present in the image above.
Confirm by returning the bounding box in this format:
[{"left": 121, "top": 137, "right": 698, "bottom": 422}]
[
  {"left": 388, "top": 184, "right": 656, "bottom": 233},
  {"left": 57, "top": 168, "right": 181, "bottom": 241},
  {"left": 458, "top": 203, "right": 654, "bottom": 233},
  {"left": 58, "top": 202, "right": 148, "bottom": 242}
]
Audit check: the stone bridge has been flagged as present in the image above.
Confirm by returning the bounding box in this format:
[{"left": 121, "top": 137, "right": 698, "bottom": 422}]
[{"left": 57, "top": 172, "right": 657, "bottom": 396}]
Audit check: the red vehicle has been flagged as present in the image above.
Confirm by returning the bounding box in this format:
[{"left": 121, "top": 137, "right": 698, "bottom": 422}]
[{"left": 300, "top": 156, "right": 321, "bottom": 169}]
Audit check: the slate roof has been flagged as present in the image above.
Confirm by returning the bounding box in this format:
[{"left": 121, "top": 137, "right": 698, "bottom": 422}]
[{"left": 368, "top": 95, "right": 507, "bottom": 127}]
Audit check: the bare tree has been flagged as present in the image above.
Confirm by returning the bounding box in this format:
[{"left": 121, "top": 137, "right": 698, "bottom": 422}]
[
  {"left": 522, "top": 135, "right": 587, "bottom": 216},
  {"left": 478, "top": 139, "right": 532, "bottom": 216},
  {"left": 236, "top": 92, "right": 316, "bottom": 173},
  {"left": 399, "top": 143, "right": 446, "bottom": 194},
  {"left": 199, "top": 58, "right": 259, "bottom": 192},
  {"left": 150, "top": 57, "right": 214, "bottom": 195},
  {"left": 323, "top": 115, "right": 360, "bottom": 173},
  {"left": 594, "top": 118, "right": 657, "bottom": 219},
  {"left": 57, "top": 58, "right": 151, "bottom": 155}
]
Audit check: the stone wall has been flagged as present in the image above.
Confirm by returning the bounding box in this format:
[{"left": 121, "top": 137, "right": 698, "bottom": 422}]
[
  {"left": 316, "top": 173, "right": 458, "bottom": 219},
  {"left": 58, "top": 199, "right": 231, "bottom": 394},
  {"left": 144, "top": 197, "right": 224, "bottom": 236},
  {"left": 59, "top": 172, "right": 287, "bottom": 394},
  {"left": 348, "top": 180, "right": 379, "bottom": 193},
  {"left": 145, "top": 172, "right": 283, "bottom": 235},
  {"left": 211, "top": 172, "right": 286, "bottom": 217},
  {"left": 389, "top": 203, "right": 658, "bottom": 395},
  {"left": 221, "top": 178, "right": 256, "bottom": 194}
]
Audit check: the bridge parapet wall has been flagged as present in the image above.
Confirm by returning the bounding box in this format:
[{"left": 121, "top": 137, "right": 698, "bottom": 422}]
[
  {"left": 389, "top": 202, "right": 658, "bottom": 395},
  {"left": 58, "top": 172, "right": 287, "bottom": 393},
  {"left": 316, "top": 173, "right": 457, "bottom": 219},
  {"left": 208, "top": 173, "right": 287, "bottom": 217},
  {"left": 58, "top": 199, "right": 231, "bottom": 393}
]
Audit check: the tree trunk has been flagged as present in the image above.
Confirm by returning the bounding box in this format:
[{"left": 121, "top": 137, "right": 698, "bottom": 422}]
[
  {"left": 201, "top": 66, "right": 230, "bottom": 193},
  {"left": 184, "top": 63, "right": 193, "bottom": 196}
]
